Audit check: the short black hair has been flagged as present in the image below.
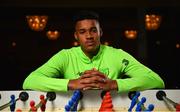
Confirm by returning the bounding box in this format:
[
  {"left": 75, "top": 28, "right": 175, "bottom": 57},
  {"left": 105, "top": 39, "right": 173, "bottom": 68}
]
[{"left": 73, "top": 10, "right": 100, "bottom": 24}]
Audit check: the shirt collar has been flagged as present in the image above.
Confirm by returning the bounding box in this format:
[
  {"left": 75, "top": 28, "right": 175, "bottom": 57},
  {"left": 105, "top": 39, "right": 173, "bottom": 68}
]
[{"left": 78, "top": 45, "right": 104, "bottom": 64}]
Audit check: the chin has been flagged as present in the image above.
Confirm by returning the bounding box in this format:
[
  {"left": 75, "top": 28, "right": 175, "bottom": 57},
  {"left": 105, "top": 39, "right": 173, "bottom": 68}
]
[
  {"left": 86, "top": 46, "right": 98, "bottom": 53},
  {"left": 86, "top": 48, "right": 96, "bottom": 53},
  {"left": 82, "top": 44, "right": 100, "bottom": 53}
]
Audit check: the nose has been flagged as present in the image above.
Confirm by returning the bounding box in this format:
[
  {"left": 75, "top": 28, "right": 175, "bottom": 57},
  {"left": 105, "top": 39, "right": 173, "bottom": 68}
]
[{"left": 86, "top": 31, "right": 93, "bottom": 39}]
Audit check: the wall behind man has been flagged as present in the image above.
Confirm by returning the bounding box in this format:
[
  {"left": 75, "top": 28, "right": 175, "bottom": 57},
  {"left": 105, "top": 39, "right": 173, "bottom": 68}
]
[{"left": 0, "top": 1, "right": 179, "bottom": 90}]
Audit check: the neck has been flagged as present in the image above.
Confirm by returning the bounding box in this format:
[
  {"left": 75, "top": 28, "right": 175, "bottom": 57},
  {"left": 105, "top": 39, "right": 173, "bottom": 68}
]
[{"left": 84, "top": 46, "right": 100, "bottom": 59}]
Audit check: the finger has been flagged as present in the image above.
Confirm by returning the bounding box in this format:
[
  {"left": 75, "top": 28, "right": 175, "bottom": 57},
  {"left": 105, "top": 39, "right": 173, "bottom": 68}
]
[
  {"left": 81, "top": 70, "right": 107, "bottom": 79},
  {"left": 88, "top": 71, "right": 107, "bottom": 78},
  {"left": 92, "top": 68, "right": 98, "bottom": 71},
  {"left": 81, "top": 74, "right": 107, "bottom": 84},
  {"left": 81, "top": 83, "right": 99, "bottom": 90},
  {"left": 80, "top": 71, "right": 103, "bottom": 79},
  {"left": 83, "top": 69, "right": 94, "bottom": 74},
  {"left": 80, "top": 73, "right": 94, "bottom": 79},
  {"left": 81, "top": 75, "right": 107, "bottom": 84},
  {"left": 101, "top": 78, "right": 107, "bottom": 83},
  {"left": 81, "top": 71, "right": 105, "bottom": 78},
  {"left": 86, "top": 83, "right": 100, "bottom": 89},
  {"left": 98, "top": 83, "right": 108, "bottom": 90},
  {"left": 82, "top": 87, "right": 93, "bottom": 90},
  {"left": 91, "top": 76, "right": 107, "bottom": 83},
  {"left": 79, "top": 78, "right": 96, "bottom": 84}
]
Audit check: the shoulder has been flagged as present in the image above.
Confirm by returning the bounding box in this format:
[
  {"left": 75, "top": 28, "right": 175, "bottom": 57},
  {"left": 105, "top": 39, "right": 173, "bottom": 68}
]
[
  {"left": 102, "top": 45, "right": 127, "bottom": 54},
  {"left": 102, "top": 45, "right": 135, "bottom": 60},
  {"left": 48, "top": 47, "right": 80, "bottom": 62},
  {"left": 56, "top": 46, "right": 80, "bottom": 54}
]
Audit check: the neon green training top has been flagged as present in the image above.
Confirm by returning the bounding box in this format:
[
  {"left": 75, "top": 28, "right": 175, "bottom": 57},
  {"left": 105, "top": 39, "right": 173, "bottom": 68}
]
[{"left": 23, "top": 45, "right": 165, "bottom": 92}]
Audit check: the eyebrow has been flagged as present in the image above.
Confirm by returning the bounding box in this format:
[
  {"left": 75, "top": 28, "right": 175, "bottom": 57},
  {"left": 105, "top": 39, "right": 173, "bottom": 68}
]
[{"left": 77, "top": 27, "right": 97, "bottom": 31}]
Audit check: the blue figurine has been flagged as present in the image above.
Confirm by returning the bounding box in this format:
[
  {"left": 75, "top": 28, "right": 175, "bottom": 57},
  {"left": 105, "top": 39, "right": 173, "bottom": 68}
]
[
  {"left": 145, "top": 104, "right": 155, "bottom": 112},
  {"left": 128, "top": 92, "right": 140, "bottom": 111},
  {"left": 10, "top": 95, "right": 16, "bottom": 112},
  {"left": 135, "top": 97, "right": 146, "bottom": 111},
  {"left": 64, "top": 90, "right": 81, "bottom": 112}
]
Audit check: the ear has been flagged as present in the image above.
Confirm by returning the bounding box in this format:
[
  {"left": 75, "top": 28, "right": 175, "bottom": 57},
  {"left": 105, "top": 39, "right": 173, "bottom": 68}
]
[{"left": 74, "top": 32, "right": 78, "bottom": 41}]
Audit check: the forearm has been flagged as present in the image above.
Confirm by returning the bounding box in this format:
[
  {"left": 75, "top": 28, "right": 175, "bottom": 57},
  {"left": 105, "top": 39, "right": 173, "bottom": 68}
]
[
  {"left": 116, "top": 72, "right": 165, "bottom": 93},
  {"left": 23, "top": 73, "right": 69, "bottom": 92}
]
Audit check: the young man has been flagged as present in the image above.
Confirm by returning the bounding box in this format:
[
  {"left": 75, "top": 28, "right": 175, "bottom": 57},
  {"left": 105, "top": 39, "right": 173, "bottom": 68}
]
[{"left": 23, "top": 10, "right": 165, "bottom": 93}]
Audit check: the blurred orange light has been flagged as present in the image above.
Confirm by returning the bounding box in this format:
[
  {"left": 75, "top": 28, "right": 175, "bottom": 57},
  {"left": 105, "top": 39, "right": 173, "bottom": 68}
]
[
  {"left": 12, "top": 42, "right": 16, "bottom": 47},
  {"left": 46, "top": 30, "right": 60, "bottom": 40},
  {"left": 176, "top": 43, "right": 180, "bottom": 48},
  {"left": 103, "top": 41, "right": 109, "bottom": 45},
  {"left": 26, "top": 15, "right": 48, "bottom": 31},
  {"left": 145, "top": 14, "right": 162, "bottom": 30},
  {"left": 124, "top": 30, "right": 137, "bottom": 39}
]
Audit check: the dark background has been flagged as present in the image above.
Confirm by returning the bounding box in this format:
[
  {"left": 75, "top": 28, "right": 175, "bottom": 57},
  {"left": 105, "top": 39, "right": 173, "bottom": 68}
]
[{"left": 0, "top": 0, "right": 179, "bottom": 90}]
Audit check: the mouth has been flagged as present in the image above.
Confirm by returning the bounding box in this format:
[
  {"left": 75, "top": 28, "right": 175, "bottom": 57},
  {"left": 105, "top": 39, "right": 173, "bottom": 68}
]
[{"left": 86, "top": 41, "right": 95, "bottom": 46}]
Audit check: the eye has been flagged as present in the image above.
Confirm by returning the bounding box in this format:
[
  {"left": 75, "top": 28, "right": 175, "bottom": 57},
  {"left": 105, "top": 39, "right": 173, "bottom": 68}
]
[
  {"left": 78, "top": 30, "right": 86, "bottom": 34},
  {"left": 91, "top": 28, "right": 97, "bottom": 33}
]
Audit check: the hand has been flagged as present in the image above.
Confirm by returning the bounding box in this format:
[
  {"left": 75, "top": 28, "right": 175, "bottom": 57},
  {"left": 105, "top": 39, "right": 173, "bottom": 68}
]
[
  {"left": 80, "top": 68, "right": 107, "bottom": 83},
  {"left": 67, "top": 78, "right": 89, "bottom": 90},
  {"left": 81, "top": 71, "right": 118, "bottom": 91},
  {"left": 80, "top": 68, "right": 118, "bottom": 91},
  {"left": 68, "top": 68, "right": 106, "bottom": 90},
  {"left": 97, "top": 79, "right": 118, "bottom": 91}
]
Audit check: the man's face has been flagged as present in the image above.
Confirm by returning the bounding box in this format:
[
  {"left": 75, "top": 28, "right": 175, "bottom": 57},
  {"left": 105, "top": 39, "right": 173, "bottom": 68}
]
[{"left": 74, "top": 19, "right": 102, "bottom": 54}]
